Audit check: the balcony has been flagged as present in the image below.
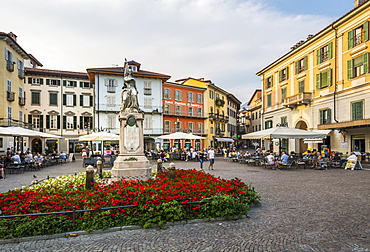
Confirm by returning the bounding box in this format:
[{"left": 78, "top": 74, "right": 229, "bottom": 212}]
[
  {"left": 6, "top": 60, "right": 14, "bottom": 72},
  {"left": 6, "top": 91, "right": 15, "bottom": 102},
  {"left": 208, "top": 113, "right": 229, "bottom": 123},
  {"left": 283, "top": 92, "right": 312, "bottom": 108},
  {"left": 163, "top": 109, "right": 205, "bottom": 118},
  {"left": 18, "top": 97, "right": 26, "bottom": 106},
  {"left": 18, "top": 69, "right": 25, "bottom": 79},
  {"left": 318, "top": 118, "right": 370, "bottom": 130},
  {"left": 163, "top": 128, "right": 207, "bottom": 135},
  {"left": 142, "top": 106, "right": 162, "bottom": 114}
]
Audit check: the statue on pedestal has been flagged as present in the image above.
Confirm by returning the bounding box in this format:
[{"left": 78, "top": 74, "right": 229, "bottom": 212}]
[{"left": 121, "top": 60, "right": 139, "bottom": 113}]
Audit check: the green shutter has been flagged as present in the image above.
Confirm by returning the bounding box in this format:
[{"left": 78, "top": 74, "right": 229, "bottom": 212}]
[
  {"left": 319, "top": 110, "right": 323, "bottom": 124},
  {"left": 57, "top": 116, "right": 60, "bottom": 129},
  {"left": 63, "top": 116, "right": 66, "bottom": 129},
  {"left": 73, "top": 116, "right": 77, "bottom": 129},
  {"left": 295, "top": 61, "right": 298, "bottom": 75},
  {"left": 304, "top": 56, "right": 308, "bottom": 70},
  {"left": 347, "top": 59, "right": 353, "bottom": 80},
  {"left": 364, "top": 52, "right": 369, "bottom": 74},
  {"left": 80, "top": 116, "right": 83, "bottom": 130},
  {"left": 63, "top": 94, "right": 66, "bottom": 105},
  {"left": 327, "top": 109, "right": 331, "bottom": 124},
  {"left": 46, "top": 79, "right": 50, "bottom": 85},
  {"left": 328, "top": 68, "right": 332, "bottom": 86},
  {"left": 63, "top": 80, "right": 66, "bottom": 86},
  {"left": 73, "top": 95, "right": 76, "bottom": 106},
  {"left": 286, "top": 67, "right": 289, "bottom": 80},
  {"left": 40, "top": 115, "right": 44, "bottom": 129},
  {"left": 74, "top": 81, "right": 77, "bottom": 87},
  {"left": 57, "top": 80, "right": 61, "bottom": 86},
  {"left": 40, "top": 78, "right": 43, "bottom": 85},
  {"left": 316, "top": 48, "right": 321, "bottom": 65},
  {"left": 80, "top": 95, "right": 83, "bottom": 106},
  {"left": 279, "top": 70, "right": 282, "bottom": 82},
  {"left": 28, "top": 77, "right": 32, "bottom": 84},
  {"left": 80, "top": 81, "right": 83, "bottom": 88},
  {"left": 316, "top": 74, "right": 321, "bottom": 90},
  {"left": 328, "top": 42, "right": 333, "bottom": 59},
  {"left": 28, "top": 115, "right": 32, "bottom": 124},
  {"left": 46, "top": 115, "right": 50, "bottom": 129},
  {"left": 90, "top": 96, "right": 93, "bottom": 106},
  {"left": 348, "top": 30, "right": 354, "bottom": 50},
  {"left": 90, "top": 83, "right": 93, "bottom": 88},
  {"left": 364, "top": 21, "right": 369, "bottom": 42}
]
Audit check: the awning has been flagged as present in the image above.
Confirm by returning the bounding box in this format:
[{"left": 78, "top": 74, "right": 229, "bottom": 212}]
[
  {"left": 0, "top": 127, "right": 61, "bottom": 138},
  {"left": 215, "top": 138, "right": 234, "bottom": 143},
  {"left": 303, "top": 130, "right": 332, "bottom": 143}
]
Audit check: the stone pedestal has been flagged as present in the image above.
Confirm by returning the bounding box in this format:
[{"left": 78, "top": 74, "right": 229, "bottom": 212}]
[{"left": 111, "top": 112, "right": 151, "bottom": 181}]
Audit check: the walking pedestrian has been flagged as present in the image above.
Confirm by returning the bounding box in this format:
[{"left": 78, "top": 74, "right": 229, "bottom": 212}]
[
  {"left": 207, "top": 147, "right": 215, "bottom": 170},
  {"left": 198, "top": 149, "right": 205, "bottom": 171}
]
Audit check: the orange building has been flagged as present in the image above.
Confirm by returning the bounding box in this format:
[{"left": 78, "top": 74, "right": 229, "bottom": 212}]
[{"left": 162, "top": 82, "right": 206, "bottom": 151}]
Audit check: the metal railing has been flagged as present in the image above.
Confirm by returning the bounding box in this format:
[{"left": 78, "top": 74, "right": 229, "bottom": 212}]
[{"left": 6, "top": 91, "right": 15, "bottom": 102}]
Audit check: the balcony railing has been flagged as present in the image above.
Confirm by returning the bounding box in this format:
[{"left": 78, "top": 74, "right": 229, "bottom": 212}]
[
  {"left": 283, "top": 92, "right": 312, "bottom": 108},
  {"left": 18, "top": 69, "right": 25, "bottom": 79},
  {"left": 163, "top": 128, "right": 207, "bottom": 135},
  {"left": 163, "top": 109, "right": 205, "bottom": 118},
  {"left": 6, "top": 91, "right": 15, "bottom": 102},
  {"left": 18, "top": 97, "right": 26, "bottom": 106},
  {"left": 6, "top": 60, "right": 14, "bottom": 72},
  {"left": 142, "top": 106, "right": 163, "bottom": 114},
  {"left": 208, "top": 113, "right": 229, "bottom": 123}
]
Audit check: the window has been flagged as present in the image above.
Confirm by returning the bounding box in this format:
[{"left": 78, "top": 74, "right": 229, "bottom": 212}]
[
  {"left": 209, "top": 90, "right": 214, "bottom": 99},
  {"left": 347, "top": 53, "right": 369, "bottom": 79},
  {"left": 281, "top": 88, "right": 287, "bottom": 103},
  {"left": 107, "top": 115, "right": 116, "bottom": 129},
  {"left": 197, "top": 108, "right": 203, "bottom": 117},
  {"left": 144, "top": 81, "right": 151, "bottom": 95},
  {"left": 265, "top": 76, "right": 273, "bottom": 89},
  {"left": 279, "top": 67, "right": 289, "bottom": 82},
  {"left": 187, "top": 92, "right": 194, "bottom": 102},
  {"left": 17, "top": 59, "right": 24, "bottom": 78},
  {"left": 81, "top": 116, "right": 93, "bottom": 130},
  {"left": 281, "top": 116, "right": 287, "bottom": 125},
  {"left": 197, "top": 93, "right": 203, "bottom": 104},
  {"left": 66, "top": 94, "right": 74, "bottom": 106},
  {"left": 319, "top": 108, "right": 331, "bottom": 124},
  {"left": 266, "top": 93, "right": 272, "bottom": 107},
  {"left": 18, "top": 87, "right": 23, "bottom": 98},
  {"left": 221, "top": 123, "right": 225, "bottom": 132},
  {"left": 348, "top": 21, "right": 369, "bottom": 49},
  {"left": 175, "top": 121, "right": 182, "bottom": 132},
  {"left": 188, "top": 122, "right": 194, "bottom": 133},
  {"left": 7, "top": 106, "right": 12, "bottom": 121},
  {"left": 352, "top": 101, "right": 363, "bottom": 121},
  {"left": 7, "top": 79, "right": 12, "bottom": 92},
  {"left": 316, "top": 69, "right": 332, "bottom": 90},
  {"left": 80, "top": 82, "right": 91, "bottom": 88},
  {"left": 163, "top": 88, "right": 171, "bottom": 99},
  {"left": 48, "top": 79, "right": 59, "bottom": 86},
  {"left": 197, "top": 123, "right": 204, "bottom": 134},
  {"left": 107, "top": 79, "right": 116, "bottom": 93},
  {"left": 215, "top": 93, "right": 220, "bottom": 100},
  {"left": 19, "top": 111, "right": 22, "bottom": 123},
  {"left": 265, "top": 120, "right": 273, "bottom": 129},
  {"left": 50, "top": 115, "right": 58, "bottom": 129},
  {"left": 66, "top": 116, "right": 74, "bottom": 129},
  {"left": 164, "top": 104, "right": 170, "bottom": 114},
  {"left": 175, "top": 90, "right": 182, "bottom": 101},
  {"left": 144, "top": 98, "right": 152, "bottom": 108},
  {"left": 298, "top": 80, "right": 305, "bottom": 93},
  {"left": 28, "top": 77, "right": 43, "bottom": 85},
  {"left": 128, "top": 65, "right": 137, "bottom": 72},
  {"left": 82, "top": 95, "right": 90, "bottom": 107},
  {"left": 188, "top": 107, "right": 193, "bottom": 117},
  {"left": 31, "top": 92, "right": 40, "bottom": 105},
  {"left": 107, "top": 96, "right": 115, "bottom": 107},
  {"left": 175, "top": 105, "right": 181, "bottom": 116},
  {"left": 49, "top": 93, "right": 58, "bottom": 105},
  {"left": 164, "top": 121, "right": 171, "bottom": 133},
  {"left": 295, "top": 56, "right": 308, "bottom": 74},
  {"left": 144, "top": 117, "right": 152, "bottom": 129},
  {"left": 65, "top": 81, "right": 76, "bottom": 87},
  {"left": 316, "top": 42, "right": 332, "bottom": 64},
  {"left": 5, "top": 48, "right": 14, "bottom": 72},
  {"left": 210, "top": 127, "right": 214, "bottom": 134}
]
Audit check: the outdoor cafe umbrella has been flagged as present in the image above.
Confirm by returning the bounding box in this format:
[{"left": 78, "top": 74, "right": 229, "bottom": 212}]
[
  {"left": 157, "top": 132, "right": 206, "bottom": 140},
  {"left": 0, "top": 126, "right": 61, "bottom": 138},
  {"left": 241, "top": 126, "right": 328, "bottom": 140},
  {"left": 78, "top": 132, "right": 120, "bottom": 141}
]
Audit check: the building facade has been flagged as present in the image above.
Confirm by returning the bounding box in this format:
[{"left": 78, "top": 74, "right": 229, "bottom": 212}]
[
  {"left": 256, "top": 0, "right": 370, "bottom": 154},
  {"left": 24, "top": 68, "right": 94, "bottom": 154},
  {"left": 227, "top": 93, "right": 241, "bottom": 143},
  {"left": 87, "top": 61, "right": 170, "bottom": 152},
  {"left": 162, "top": 81, "right": 206, "bottom": 151},
  {"left": 0, "top": 32, "right": 29, "bottom": 153}
]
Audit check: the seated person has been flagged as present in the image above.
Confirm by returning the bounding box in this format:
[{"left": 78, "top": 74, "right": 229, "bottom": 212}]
[
  {"left": 312, "top": 152, "right": 322, "bottom": 169},
  {"left": 11, "top": 153, "right": 21, "bottom": 164},
  {"left": 34, "top": 153, "right": 44, "bottom": 168},
  {"left": 59, "top": 151, "right": 67, "bottom": 160},
  {"left": 0, "top": 159, "right": 5, "bottom": 179},
  {"left": 265, "top": 152, "right": 276, "bottom": 166},
  {"left": 275, "top": 151, "right": 289, "bottom": 168},
  {"left": 24, "top": 153, "right": 33, "bottom": 163}
]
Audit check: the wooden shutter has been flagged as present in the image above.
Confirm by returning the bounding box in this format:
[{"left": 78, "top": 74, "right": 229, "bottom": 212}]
[
  {"left": 327, "top": 108, "right": 331, "bottom": 124},
  {"left": 364, "top": 21, "right": 369, "bottom": 42},
  {"left": 327, "top": 68, "right": 332, "bottom": 86},
  {"left": 63, "top": 80, "right": 66, "bottom": 86},
  {"left": 63, "top": 116, "right": 66, "bottom": 129},
  {"left": 295, "top": 61, "right": 299, "bottom": 74},
  {"left": 5, "top": 48, "right": 8, "bottom": 60},
  {"left": 316, "top": 74, "right": 321, "bottom": 90},
  {"left": 80, "top": 81, "right": 83, "bottom": 87},
  {"left": 316, "top": 48, "right": 321, "bottom": 65},
  {"left": 328, "top": 42, "right": 333, "bottom": 59},
  {"left": 90, "top": 96, "right": 93, "bottom": 106},
  {"left": 347, "top": 59, "right": 353, "bottom": 80},
  {"left": 73, "top": 81, "right": 77, "bottom": 87},
  {"left": 63, "top": 94, "right": 66, "bottom": 105},
  {"left": 73, "top": 95, "right": 76, "bottom": 106},
  {"left": 348, "top": 30, "right": 354, "bottom": 50},
  {"left": 57, "top": 116, "right": 61, "bottom": 129},
  {"left": 28, "top": 77, "right": 32, "bottom": 84},
  {"left": 80, "top": 95, "right": 83, "bottom": 106},
  {"left": 28, "top": 115, "right": 32, "bottom": 124},
  {"left": 57, "top": 80, "right": 61, "bottom": 86},
  {"left": 304, "top": 56, "right": 308, "bottom": 71},
  {"left": 46, "top": 79, "right": 50, "bottom": 85},
  {"left": 80, "top": 116, "right": 83, "bottom": 130},
  {"left": 46, "top": 115, "right": 50, "bottom": 129},
  {"left": 279, "top": 70, "right": 282, "bottom": 82},
  {"left": 286, "top": 67, "right": 289, "bottom": 80},
  {"left": 40, "top": 115, "right": 44, "bottom": 129},
  {"left": 73, "top": 116, "right": 77, "bottom": 129},
  {"left": 364, "top": 53, "right": 369, "bottom": 74},
  {"left": 40, "top": 78, "right": 44, "bottom": 85},
  {"left": 319, "top": 110, "right": 324, "bottom": 124}
]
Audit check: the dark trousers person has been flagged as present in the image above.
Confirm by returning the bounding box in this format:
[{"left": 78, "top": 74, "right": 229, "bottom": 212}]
[{"left": 199, "top": 158, "right": 204, "bottom": 170}]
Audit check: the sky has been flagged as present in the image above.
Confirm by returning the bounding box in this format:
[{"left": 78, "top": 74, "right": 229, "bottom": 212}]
[{"left": 1, "top": 0, "right": 354, "bottom": 104}]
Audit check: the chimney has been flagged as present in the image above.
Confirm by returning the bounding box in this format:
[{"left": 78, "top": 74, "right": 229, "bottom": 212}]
[
  {"left": 8, "top": 32, "right": 17, "bottom": 41},
  {"left": 354, "top": 0, "right": 367, "bottom": 8}
]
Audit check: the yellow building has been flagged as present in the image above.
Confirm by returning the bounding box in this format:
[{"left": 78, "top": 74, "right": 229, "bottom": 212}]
[
  {"left": 0, "top": 32, "right": 29, "bottom": 153},
  {"left": 175, "top": 78, "right": 230, "bottom": 148},
  {"left": 257, "top": 0, "right": 370, "bottom": 154}
]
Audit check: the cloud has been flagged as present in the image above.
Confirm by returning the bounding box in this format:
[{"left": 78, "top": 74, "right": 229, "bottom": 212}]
[{"left": 1, "top": 0, "right": 334, "bottom": 103}]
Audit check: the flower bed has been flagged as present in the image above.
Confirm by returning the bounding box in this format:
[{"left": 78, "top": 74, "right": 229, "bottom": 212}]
[{"left": 0, "top": 169, "right": 260, "bottom": 239}]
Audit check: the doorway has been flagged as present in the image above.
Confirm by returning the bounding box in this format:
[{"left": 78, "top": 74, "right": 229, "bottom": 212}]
[
  {"left": 31, "top": 138, "right": 42, "bottom": 155},
  {"left": 352, "top": 135, "right": 365, "bottom": 152},
  {"left": 295, "top": 121, "right": 308, "bottom": 154}
]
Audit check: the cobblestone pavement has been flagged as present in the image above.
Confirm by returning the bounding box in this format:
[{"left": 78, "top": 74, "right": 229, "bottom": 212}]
[{"left": 1, "top": 156, "right": 370, "bottom": 251}]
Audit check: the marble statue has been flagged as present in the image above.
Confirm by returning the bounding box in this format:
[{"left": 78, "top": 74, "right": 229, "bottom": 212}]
[{"left": 121, "top": 60, "right": 139, "bottom": 113}]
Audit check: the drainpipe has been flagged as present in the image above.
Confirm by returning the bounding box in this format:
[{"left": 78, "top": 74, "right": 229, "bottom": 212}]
[{"left": 331, "top": 24, "right": 339, "bottom": 123}]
